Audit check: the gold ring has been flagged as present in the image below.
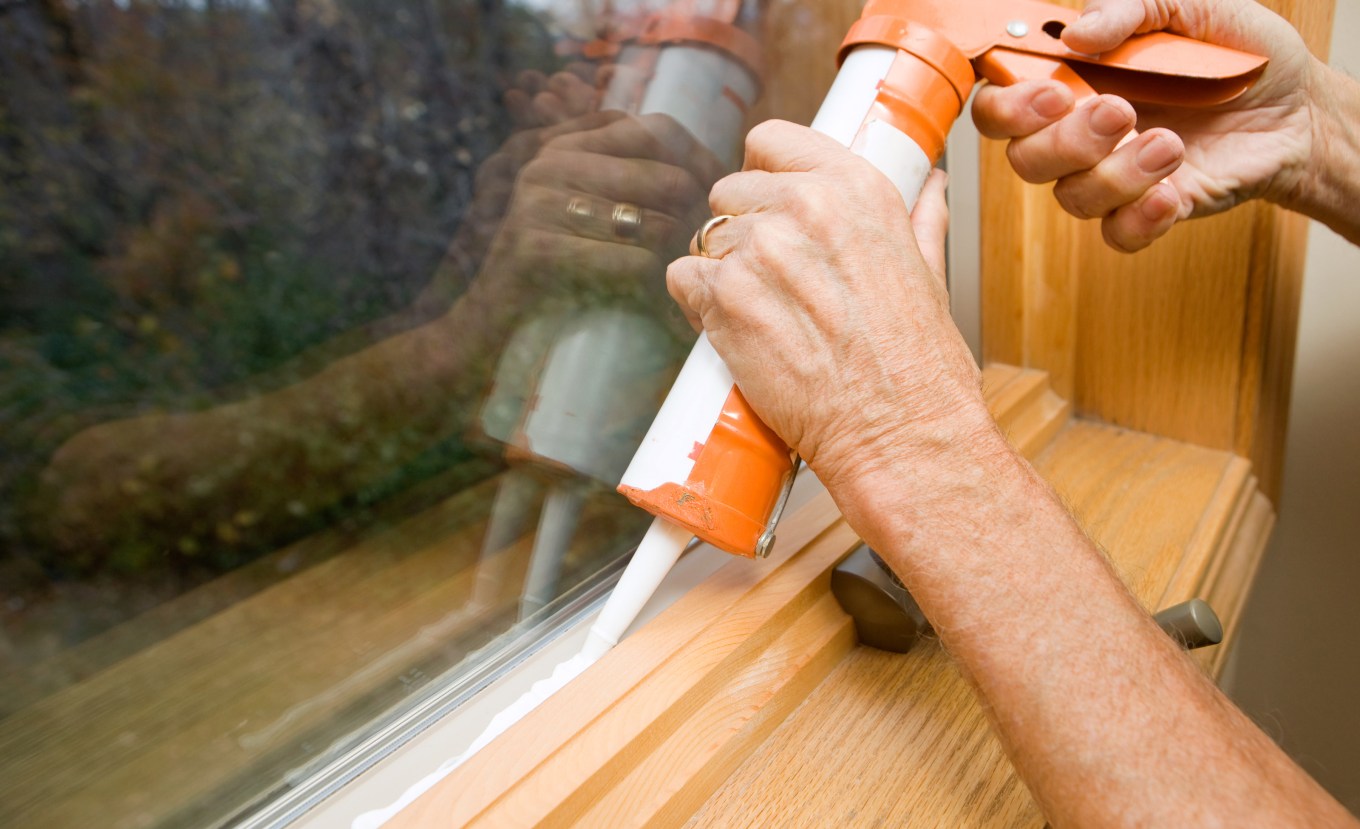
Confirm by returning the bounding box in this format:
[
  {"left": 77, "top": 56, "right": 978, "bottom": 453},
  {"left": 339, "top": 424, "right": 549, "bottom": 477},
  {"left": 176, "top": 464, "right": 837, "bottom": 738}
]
[
  {"left": 611, "top": 202, "right": 643, "bottom": 240},
  {"left": 566, "top": 197, "right": 595, "bottom": 224},
  {"left": 696, "top": 214, "right": 735, "bottom": 258}
]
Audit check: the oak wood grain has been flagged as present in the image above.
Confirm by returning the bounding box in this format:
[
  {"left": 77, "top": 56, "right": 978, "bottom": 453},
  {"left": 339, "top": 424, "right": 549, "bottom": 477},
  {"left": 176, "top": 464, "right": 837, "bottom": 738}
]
[
  {"left": 979, "top": 0, "right": 1332, "bottom": 503},
  {"left": 387, "top": 365, "right": 1071, "bottom": 826},
  {"left": 686, "top": 417, "right": 1272, "bottom": 828},
  {"left": 386, "top": 501, "right": 862, "bottom": 827}
]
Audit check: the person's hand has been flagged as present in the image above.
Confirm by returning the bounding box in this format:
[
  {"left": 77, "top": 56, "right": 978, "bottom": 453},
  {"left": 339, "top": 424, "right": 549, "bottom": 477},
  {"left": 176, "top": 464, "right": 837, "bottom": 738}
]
[
  {"left": 504, "top": 64, "right": 601, "bottom": 128},
  {"left": 459, "top": 68, "right": 607, "bottom": 251},
  {"left": 483, "top": 111, "right": 725, "bottom": 308},
  {"left": 971, "top": 0, "right": 1318, "bottom": 252},
  {"left": 666, "top": 120, "right": 990, "bottom": 489}
]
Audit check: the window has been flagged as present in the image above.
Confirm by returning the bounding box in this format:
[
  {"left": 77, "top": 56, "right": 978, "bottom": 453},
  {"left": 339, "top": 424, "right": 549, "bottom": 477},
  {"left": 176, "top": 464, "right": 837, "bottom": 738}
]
[{"left": 0, "top": 0, "right": 772, "bottom": 825}]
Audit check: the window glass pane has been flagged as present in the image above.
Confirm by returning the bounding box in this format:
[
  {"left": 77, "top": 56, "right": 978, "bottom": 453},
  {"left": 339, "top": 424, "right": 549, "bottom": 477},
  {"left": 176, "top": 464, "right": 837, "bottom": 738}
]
[{"left": 0, "top": 0, "right": 798, "bottom": 825}]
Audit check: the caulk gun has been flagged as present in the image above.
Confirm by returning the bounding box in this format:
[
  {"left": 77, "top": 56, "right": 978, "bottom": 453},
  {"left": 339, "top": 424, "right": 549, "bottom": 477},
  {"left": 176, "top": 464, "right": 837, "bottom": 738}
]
[
  {"left": 346, "top": 9, "right": 1269, "bottom": 797},
  {"left": 607, "top": 0, "right": 1267, "bottom": 638},
  {"left": 473, "top": 4, "right": 763, "bottom": 620}
]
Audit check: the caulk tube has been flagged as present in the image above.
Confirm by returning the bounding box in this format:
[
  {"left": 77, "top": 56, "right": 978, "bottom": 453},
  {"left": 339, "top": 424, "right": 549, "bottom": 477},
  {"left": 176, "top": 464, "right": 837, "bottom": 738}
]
[{"left": 618, "top": 11, "right": 974, "bottom": 557}]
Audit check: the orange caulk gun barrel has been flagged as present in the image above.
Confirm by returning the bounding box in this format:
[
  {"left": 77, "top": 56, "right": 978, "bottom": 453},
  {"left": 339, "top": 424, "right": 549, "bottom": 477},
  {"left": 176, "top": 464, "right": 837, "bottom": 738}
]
[{"left": 619, "top": 0, "right": 1265, "bottom": 558}]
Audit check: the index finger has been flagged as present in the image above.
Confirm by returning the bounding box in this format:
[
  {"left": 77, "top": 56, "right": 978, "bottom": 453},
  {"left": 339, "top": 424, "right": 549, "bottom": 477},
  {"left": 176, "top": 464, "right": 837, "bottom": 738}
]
[
  {"left": 972, "top": 80, "right": 1075, "bottom": 139},
  {"left": 741, "top": 119, "right": 863, "bottom": 175}
]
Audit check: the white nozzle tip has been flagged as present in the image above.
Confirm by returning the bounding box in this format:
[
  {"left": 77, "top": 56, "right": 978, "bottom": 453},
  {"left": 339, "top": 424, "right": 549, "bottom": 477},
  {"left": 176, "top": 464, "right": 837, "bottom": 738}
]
[{"left": 580, "top": 629, "right": 616, "bottom": 662}]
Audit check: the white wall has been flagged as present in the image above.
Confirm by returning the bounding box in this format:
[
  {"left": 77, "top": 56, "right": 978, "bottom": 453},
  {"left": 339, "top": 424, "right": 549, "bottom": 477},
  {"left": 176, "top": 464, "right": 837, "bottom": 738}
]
[{"left": 1229, "top": 0, "right": 1360, "bottom": 812}]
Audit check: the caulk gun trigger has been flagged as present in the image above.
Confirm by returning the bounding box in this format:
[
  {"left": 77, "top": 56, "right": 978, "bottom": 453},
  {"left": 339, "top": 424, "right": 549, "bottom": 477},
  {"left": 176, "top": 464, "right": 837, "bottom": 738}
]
[{"left": 754, "top": 454, "right": 800, "bottom": 558}]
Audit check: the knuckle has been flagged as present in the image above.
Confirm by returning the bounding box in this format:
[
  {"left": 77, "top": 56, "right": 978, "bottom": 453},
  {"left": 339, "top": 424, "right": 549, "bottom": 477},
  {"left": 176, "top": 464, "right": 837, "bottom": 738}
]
[
  {"left": 1101, "top": 215, "right": 1145, "bottom": 255},
  {"left": 744, "top": 224, "right": 784, "bottom": 268},
  {"left": 709, "top": 171, "right": 746, "bottom": 213},
  {"left": 744, "top": 119, "right": 790, "bottom": 156},
  {"left": 637, "top": 113, "right": 683, "bottom": 149},
  {"left": 658, "top": 165, "right": 698, "bottom": 204},
  {"left": 746, "top": 119, "right": 780, "bottom": 146},
  {"left": 1051, "top": 123, "right": 1101, "bottom": 169},
  {"left": 1006, "top": 140, "right": 1048, "bottom": 184},
  {"left": 787, "top": 182, "right": 827, "bottom": 218},
  {"left": 1053, "top": 178, "right": 1098, "bottom": 220},
  {"left": 863, "top": 167, "right": 906, "bottom": 210},
  {"left": 665, "top": 259, "right": 694, "bottom": 302},
  {"left": 519, "top": 149, "right": 564, "bottom": 184}
]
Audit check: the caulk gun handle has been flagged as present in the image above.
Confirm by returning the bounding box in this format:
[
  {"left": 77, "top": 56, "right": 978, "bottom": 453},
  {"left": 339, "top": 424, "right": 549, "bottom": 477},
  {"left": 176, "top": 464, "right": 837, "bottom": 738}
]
[
  {"left": 1153, "top": 599, "right": 1224, "bottom": 651},
  {"left": 833, "top": 547, "right": 1226, "bottom": 655}
]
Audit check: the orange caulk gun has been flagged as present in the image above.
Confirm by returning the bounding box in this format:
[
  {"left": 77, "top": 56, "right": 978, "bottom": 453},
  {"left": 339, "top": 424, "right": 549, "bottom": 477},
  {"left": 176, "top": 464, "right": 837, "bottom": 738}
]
[{"left": 614, "top": 0, "right": 1265, "bottom": 581}]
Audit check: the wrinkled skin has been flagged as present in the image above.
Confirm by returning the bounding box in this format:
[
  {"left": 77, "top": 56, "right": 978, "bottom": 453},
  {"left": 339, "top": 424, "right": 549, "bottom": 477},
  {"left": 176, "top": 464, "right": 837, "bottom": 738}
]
[
  {"left": 971, "top": 0, "right": 1316, "bottom": 252},
  {"left": 666, "top": 120, "right": 990, "bottom": 492}
]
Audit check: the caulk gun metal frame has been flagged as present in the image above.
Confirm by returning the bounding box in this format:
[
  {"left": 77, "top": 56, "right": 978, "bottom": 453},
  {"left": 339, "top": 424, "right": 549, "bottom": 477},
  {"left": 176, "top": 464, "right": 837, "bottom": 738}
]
[{"left": 617, "top": 0, "right": 1266, "bottom": 559}]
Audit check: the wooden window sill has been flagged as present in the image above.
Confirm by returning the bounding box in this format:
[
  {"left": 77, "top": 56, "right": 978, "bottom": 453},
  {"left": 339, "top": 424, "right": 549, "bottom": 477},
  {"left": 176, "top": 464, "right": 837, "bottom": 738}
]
[
  {"left": 388, "top": 363, "right": 1273, "bottom": 827},
  {"left": 0, "top": 364, "right": 1271, "bottom": 828}
]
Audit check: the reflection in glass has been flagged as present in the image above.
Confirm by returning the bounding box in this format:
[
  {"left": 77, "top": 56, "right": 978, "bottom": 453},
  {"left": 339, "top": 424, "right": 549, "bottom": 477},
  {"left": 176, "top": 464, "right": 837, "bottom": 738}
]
[{"left": 0, "top": 0, "right": 765, "bottom": 825}]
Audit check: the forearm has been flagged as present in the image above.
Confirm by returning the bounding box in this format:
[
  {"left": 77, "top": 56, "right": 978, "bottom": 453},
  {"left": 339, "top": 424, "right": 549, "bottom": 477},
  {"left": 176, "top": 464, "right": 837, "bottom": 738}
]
[
  {"left": 1288, "top": 60, "right": 1360, "bottom": 245},
  {"left": 36, "top": 278, "right": 515, "bottom": 558},
  {"left": 823, "top": 410, "right": 1354, "bottom": 827}
]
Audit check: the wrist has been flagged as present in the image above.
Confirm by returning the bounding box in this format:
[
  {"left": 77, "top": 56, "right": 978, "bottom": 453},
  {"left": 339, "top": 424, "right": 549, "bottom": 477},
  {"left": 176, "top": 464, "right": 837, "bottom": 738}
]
[
  {"left": 815, "top": 398, "right": 1023, "bottom": 560},
  {"left": 1278, "top": 59, "right": 1360, "bottom": 244},
  {"left": 812, "top": 385, "right": 994, "bottom": 482}
]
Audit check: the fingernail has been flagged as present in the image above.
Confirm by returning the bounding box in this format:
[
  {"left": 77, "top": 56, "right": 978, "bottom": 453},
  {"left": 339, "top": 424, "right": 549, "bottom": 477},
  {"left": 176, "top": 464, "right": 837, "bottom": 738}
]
[
  {"left": 1032, "top": 86, "right": 1072, "bottom": 118},
  {"left": 1136, "top": 135, "right": 1179, "bottom": 173},
  {"left": 1140, "top": 187, "right": 1176, "bottom": 222},
  {"left": 1089, "top": 99, "right": 1131, "bottom": 137},
  {"left": 1070, "top": 8, "right": 1101, "bottom": 32}
]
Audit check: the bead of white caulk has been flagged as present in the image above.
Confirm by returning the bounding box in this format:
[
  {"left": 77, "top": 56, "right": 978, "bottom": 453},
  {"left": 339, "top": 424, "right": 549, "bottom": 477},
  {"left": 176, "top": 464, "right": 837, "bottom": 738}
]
[{"left": 352, "top": 516, "right": 695, "bottom": 829}]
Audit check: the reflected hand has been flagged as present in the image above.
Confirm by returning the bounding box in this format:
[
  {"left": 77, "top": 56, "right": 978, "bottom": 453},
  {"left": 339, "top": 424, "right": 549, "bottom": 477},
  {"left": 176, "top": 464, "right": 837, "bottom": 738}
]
[
  {"left": 666, "top": 121, "right": 986, "bottom": 489},
  {"left": 505, "top": 64, "right": 601, "bottom": 128},
  {"left": 430, "top": 68, "right": 610, "bottom": 298},
  {"left": 970, "top": 0, "right": 1317, "bottom": 252},
  {"left": 484, "top": 111, "right": 725, "bottom": 305}
]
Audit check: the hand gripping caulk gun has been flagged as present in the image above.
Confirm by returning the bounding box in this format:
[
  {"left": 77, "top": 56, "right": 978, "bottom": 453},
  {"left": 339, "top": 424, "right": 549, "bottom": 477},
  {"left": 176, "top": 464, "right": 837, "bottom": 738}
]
[
  {"left": 472, "top": 3, "right": 764, "bottom": 620},
  {"left": 614, "top": 0, "right": 1266, "bottom": 581}
]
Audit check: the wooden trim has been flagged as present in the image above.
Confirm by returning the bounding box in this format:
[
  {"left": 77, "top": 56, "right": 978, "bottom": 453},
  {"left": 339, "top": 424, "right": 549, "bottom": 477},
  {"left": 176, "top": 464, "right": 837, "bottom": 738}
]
[
  {"left": 391, "top": 364, "right": 1276, "bottom": 826},
  {"left": 389, "top": 365, "right": 1071, "bottom": 825},
  {"left": 388, "top": 507, "right": 861, "bottom": 827},
  {"left": 978, "top": 0, "right": 1330, "bottom": 504},
  {"left": 685, "top": 419, "right": 1274, "bottom": 827}
]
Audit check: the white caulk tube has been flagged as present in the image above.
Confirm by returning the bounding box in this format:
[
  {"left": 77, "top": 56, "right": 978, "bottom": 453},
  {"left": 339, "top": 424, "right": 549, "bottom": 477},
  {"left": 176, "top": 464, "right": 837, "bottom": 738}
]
[{"left": 618, "top": 37, "right": 969, "bottom": 557}]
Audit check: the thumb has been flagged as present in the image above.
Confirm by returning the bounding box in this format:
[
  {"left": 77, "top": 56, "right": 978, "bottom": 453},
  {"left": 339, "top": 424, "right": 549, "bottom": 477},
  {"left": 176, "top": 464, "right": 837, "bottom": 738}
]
[
  {"left": 909, "top": 169, "right": 949, "bottom": 284},
  {"left": 1062, "top": 0, "right": 1157, "bottom": 54}
]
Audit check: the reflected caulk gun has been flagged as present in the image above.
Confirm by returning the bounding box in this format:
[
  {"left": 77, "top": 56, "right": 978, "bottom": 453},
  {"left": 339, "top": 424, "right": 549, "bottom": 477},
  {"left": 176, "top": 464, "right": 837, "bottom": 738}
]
[{"left": 475, "top": 3, "right": 763, "bottom": 620}]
